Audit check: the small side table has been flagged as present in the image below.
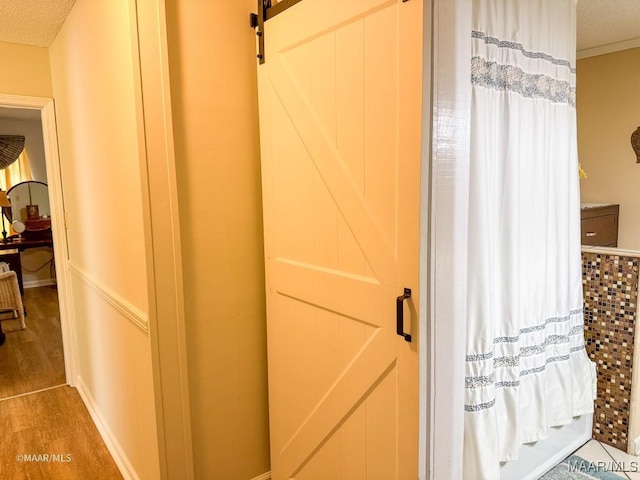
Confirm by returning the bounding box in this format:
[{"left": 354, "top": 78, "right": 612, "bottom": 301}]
[{"left": 0, "top": 237, "right": 54, "bottom": 294}]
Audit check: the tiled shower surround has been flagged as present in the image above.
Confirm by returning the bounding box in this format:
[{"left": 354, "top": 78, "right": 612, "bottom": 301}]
[{"left": 582, "top": 250, "right": 639, "bottom": 451}]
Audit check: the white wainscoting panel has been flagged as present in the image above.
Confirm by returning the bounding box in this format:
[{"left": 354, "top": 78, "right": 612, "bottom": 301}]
[
  {"left": 75, "top": 377, "right": 140, "bottom": 480},
  {"left": 67, "top": 262, "right": 148, "bottom": 333}
]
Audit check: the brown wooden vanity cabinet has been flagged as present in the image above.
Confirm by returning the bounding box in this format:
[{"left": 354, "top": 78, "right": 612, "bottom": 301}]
[{"left": 580, "top": 204, "right": 619, "bottom": 247}]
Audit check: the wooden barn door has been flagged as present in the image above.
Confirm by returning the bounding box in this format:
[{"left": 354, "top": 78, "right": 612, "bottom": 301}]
[{"left": 256, "top": 1, "right": 423, "bottom": 478}]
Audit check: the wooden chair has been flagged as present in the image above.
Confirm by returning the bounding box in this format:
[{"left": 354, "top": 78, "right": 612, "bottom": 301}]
[{"left": 0, "top": 261, "right": 25, "bottom": 330}]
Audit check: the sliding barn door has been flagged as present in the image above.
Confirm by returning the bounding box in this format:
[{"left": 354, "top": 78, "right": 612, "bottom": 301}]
[{"left": 257, "top": 1, "right": 423, "bottom": 478}]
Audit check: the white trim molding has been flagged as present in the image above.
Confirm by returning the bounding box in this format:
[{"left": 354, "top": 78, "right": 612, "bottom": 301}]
[
  {"left": 67, "top": 261, "right": 149, "bottom": 333},
  {"left": 75, "top": 378, "right": 140, "bottom": 480},
  {"left": 0, "top": 93, "right": 78, "bottom": 387},
  {"left": 250, "top": 473, "right": 271, "bottom": 480},
  {"left": 632, "top": 436, "right": 640, "bottom": 456},
  {"left": 581, "top": 246, "right": 640, "bottom": 257},
  {"left": 630, "top": 276, "right": 640, "bottom": 456},
  {"left": 24, "top": 279, "right": 56, "bottom": 289},
  {"left": 0, "top": 94, "right": 57, "bottom": 110},
  {"left": 130, "top": 1, "right": 194, "bottom": 478},
  {"left": 40, "top": 97, "right": 79, "bottom": 387},
  {"left": 422, "top": 0, "right": 471, "bottom": 478},
  {"left": 577, "top": 37, "right": 640, "bottom": 60}
]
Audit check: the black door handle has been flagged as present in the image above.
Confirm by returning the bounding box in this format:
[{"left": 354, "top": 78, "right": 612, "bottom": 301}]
[{"left": 396, "top": 288, "right": 412, "bottom": 342}]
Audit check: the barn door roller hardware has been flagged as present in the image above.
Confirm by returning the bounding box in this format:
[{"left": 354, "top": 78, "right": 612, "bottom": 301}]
[
  {"left": 250, "top": 0, "right": 304, "bottom": 64},
  {"left": 249, "top": 0, "right": 267, "bottom": 64}
]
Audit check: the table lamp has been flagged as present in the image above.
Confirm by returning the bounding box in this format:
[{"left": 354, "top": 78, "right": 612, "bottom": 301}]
[{"left": 0, "top": 191, "right": 11, "bottom": 242}]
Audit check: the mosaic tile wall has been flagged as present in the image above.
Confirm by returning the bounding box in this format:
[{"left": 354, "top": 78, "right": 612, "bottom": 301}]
[{"left": 582, "top": 251, "right": 639, "bottom": 451}]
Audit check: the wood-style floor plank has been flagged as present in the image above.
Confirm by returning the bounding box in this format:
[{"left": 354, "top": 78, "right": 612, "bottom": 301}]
[
  {"left": 0, "top": 286, "right": 66, "bottom": 399},
  {"left": 0, "top": 386, "right": 123, "bottom": 479},
  {"left": 0, "top": 287, "right": 122, "bottom": 478}
]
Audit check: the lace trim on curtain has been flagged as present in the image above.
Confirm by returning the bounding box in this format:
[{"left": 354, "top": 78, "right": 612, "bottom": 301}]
[
  {"left": 466, "top": 338, "right": 584, "bottom": 383},
  {"left": 464, "top": 350, "right": 584, "bottom": 413},
  {"left": 471, "top": 57, "right": 576, "bottom": 107},
  {"left": 472, "top": 31, "right": 576, "bottom": 73},
  {"left": 464, "top": 309, "right": 586, "bottom": 412},
  {"left": 465, "top": 308, "right": 584, "bottom": 361}
]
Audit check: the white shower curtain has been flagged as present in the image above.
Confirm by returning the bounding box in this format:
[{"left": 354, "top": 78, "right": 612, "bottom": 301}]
[{"left": 464, "top": 1, "right": 596, "bottom": 478}]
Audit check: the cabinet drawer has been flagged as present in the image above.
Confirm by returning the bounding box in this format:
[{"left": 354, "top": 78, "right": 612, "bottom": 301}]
[
  {"left": 25, "top": 218, "right": 51, "bottom": 230},
  {"left": 581, "top": 215, "right": 617, "bottom": 246}
]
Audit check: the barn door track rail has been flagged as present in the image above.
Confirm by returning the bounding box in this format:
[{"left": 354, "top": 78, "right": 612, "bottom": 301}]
[{"left": 250, "top": 0, "right": 410, "bottom": 64}]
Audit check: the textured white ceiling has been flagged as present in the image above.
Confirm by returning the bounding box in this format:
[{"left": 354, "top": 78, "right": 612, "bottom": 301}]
[
  {"left": 577, "top": 0, "right": 640, "bottom": 52},
  {"left": 0, "top": 1, "right": 636, "bottom": 52},
  {"left": 0, "top": 0, "right": 75, "bottom": 48}
]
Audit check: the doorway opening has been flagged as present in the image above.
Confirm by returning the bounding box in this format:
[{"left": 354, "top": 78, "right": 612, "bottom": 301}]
[{"left": 0, "top": 95, "right": 75, "bottom": 401}]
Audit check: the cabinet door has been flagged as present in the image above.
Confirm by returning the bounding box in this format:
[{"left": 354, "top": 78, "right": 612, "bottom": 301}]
[{"left": 581, "top": 205, "right": 619, "bottom": 247}]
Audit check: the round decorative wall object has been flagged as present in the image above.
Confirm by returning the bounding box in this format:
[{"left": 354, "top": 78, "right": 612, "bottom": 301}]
[{"left": 632, "top": 126, "right": 640, "bottom": 163}]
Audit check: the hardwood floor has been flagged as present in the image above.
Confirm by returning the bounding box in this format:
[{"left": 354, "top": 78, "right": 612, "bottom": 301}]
[
  {"left": 0, "top": 385, "right": 123, "bottom": 480},
  {"left": 0, "top": 286, "right": 122, "bottom": 478},
  {"left": 0, "top": 286, "right": 65, "bottom": 399}
]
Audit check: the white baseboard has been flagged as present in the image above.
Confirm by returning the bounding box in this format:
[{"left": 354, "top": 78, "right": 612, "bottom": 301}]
[
  {"left": 75, "top": 376, "right": 140, "bottom": 480},
  {"left": 250, "top": 472, "right": 271, "bottom": 480},
  {"left": 24, "top": 279, "right": 55, "bottom": 289},
  {"left": 78, "top": 373, "right": 268, "bottom": 480}
]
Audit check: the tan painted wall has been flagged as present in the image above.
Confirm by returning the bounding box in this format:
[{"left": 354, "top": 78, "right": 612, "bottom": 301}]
[
  {"left": 577, "top": 47, "right": 640, "bottom": 250},
  {"left": 49, "top": 0, "right": 159, "bottom": 478},
  {"left": 0, "top": 44, "right": 53, "bottom": 289},
  {"left": 165, "top": 0, "right": 271, "bottom": 478},
  {"left": 0, "top": 42, "right": 52, "bottom": 98}
]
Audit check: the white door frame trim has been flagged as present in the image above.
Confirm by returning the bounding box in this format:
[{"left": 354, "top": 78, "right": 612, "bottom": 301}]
[
  {"left": 130, "top": 0, "right": 194, "bottom": 479},
  {"left": 420, "top": 0, "right": 471, "bottom": 478},
  {"left": 0, "top": 93, "right": 78, "bottom": 388}
]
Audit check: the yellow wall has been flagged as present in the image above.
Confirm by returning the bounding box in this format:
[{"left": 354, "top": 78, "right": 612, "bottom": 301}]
[
  {"left": 165, "top": 0, "right": 271, "bottom": 478},
  {"left": 577, "top": 47, "right": 640, "bottom": 250},
  {"left": 49, "top": 0, "right": 159, "bottom": 478},
  {"left": 0, "top": 42, "right": 52, "bottom": 98}
]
